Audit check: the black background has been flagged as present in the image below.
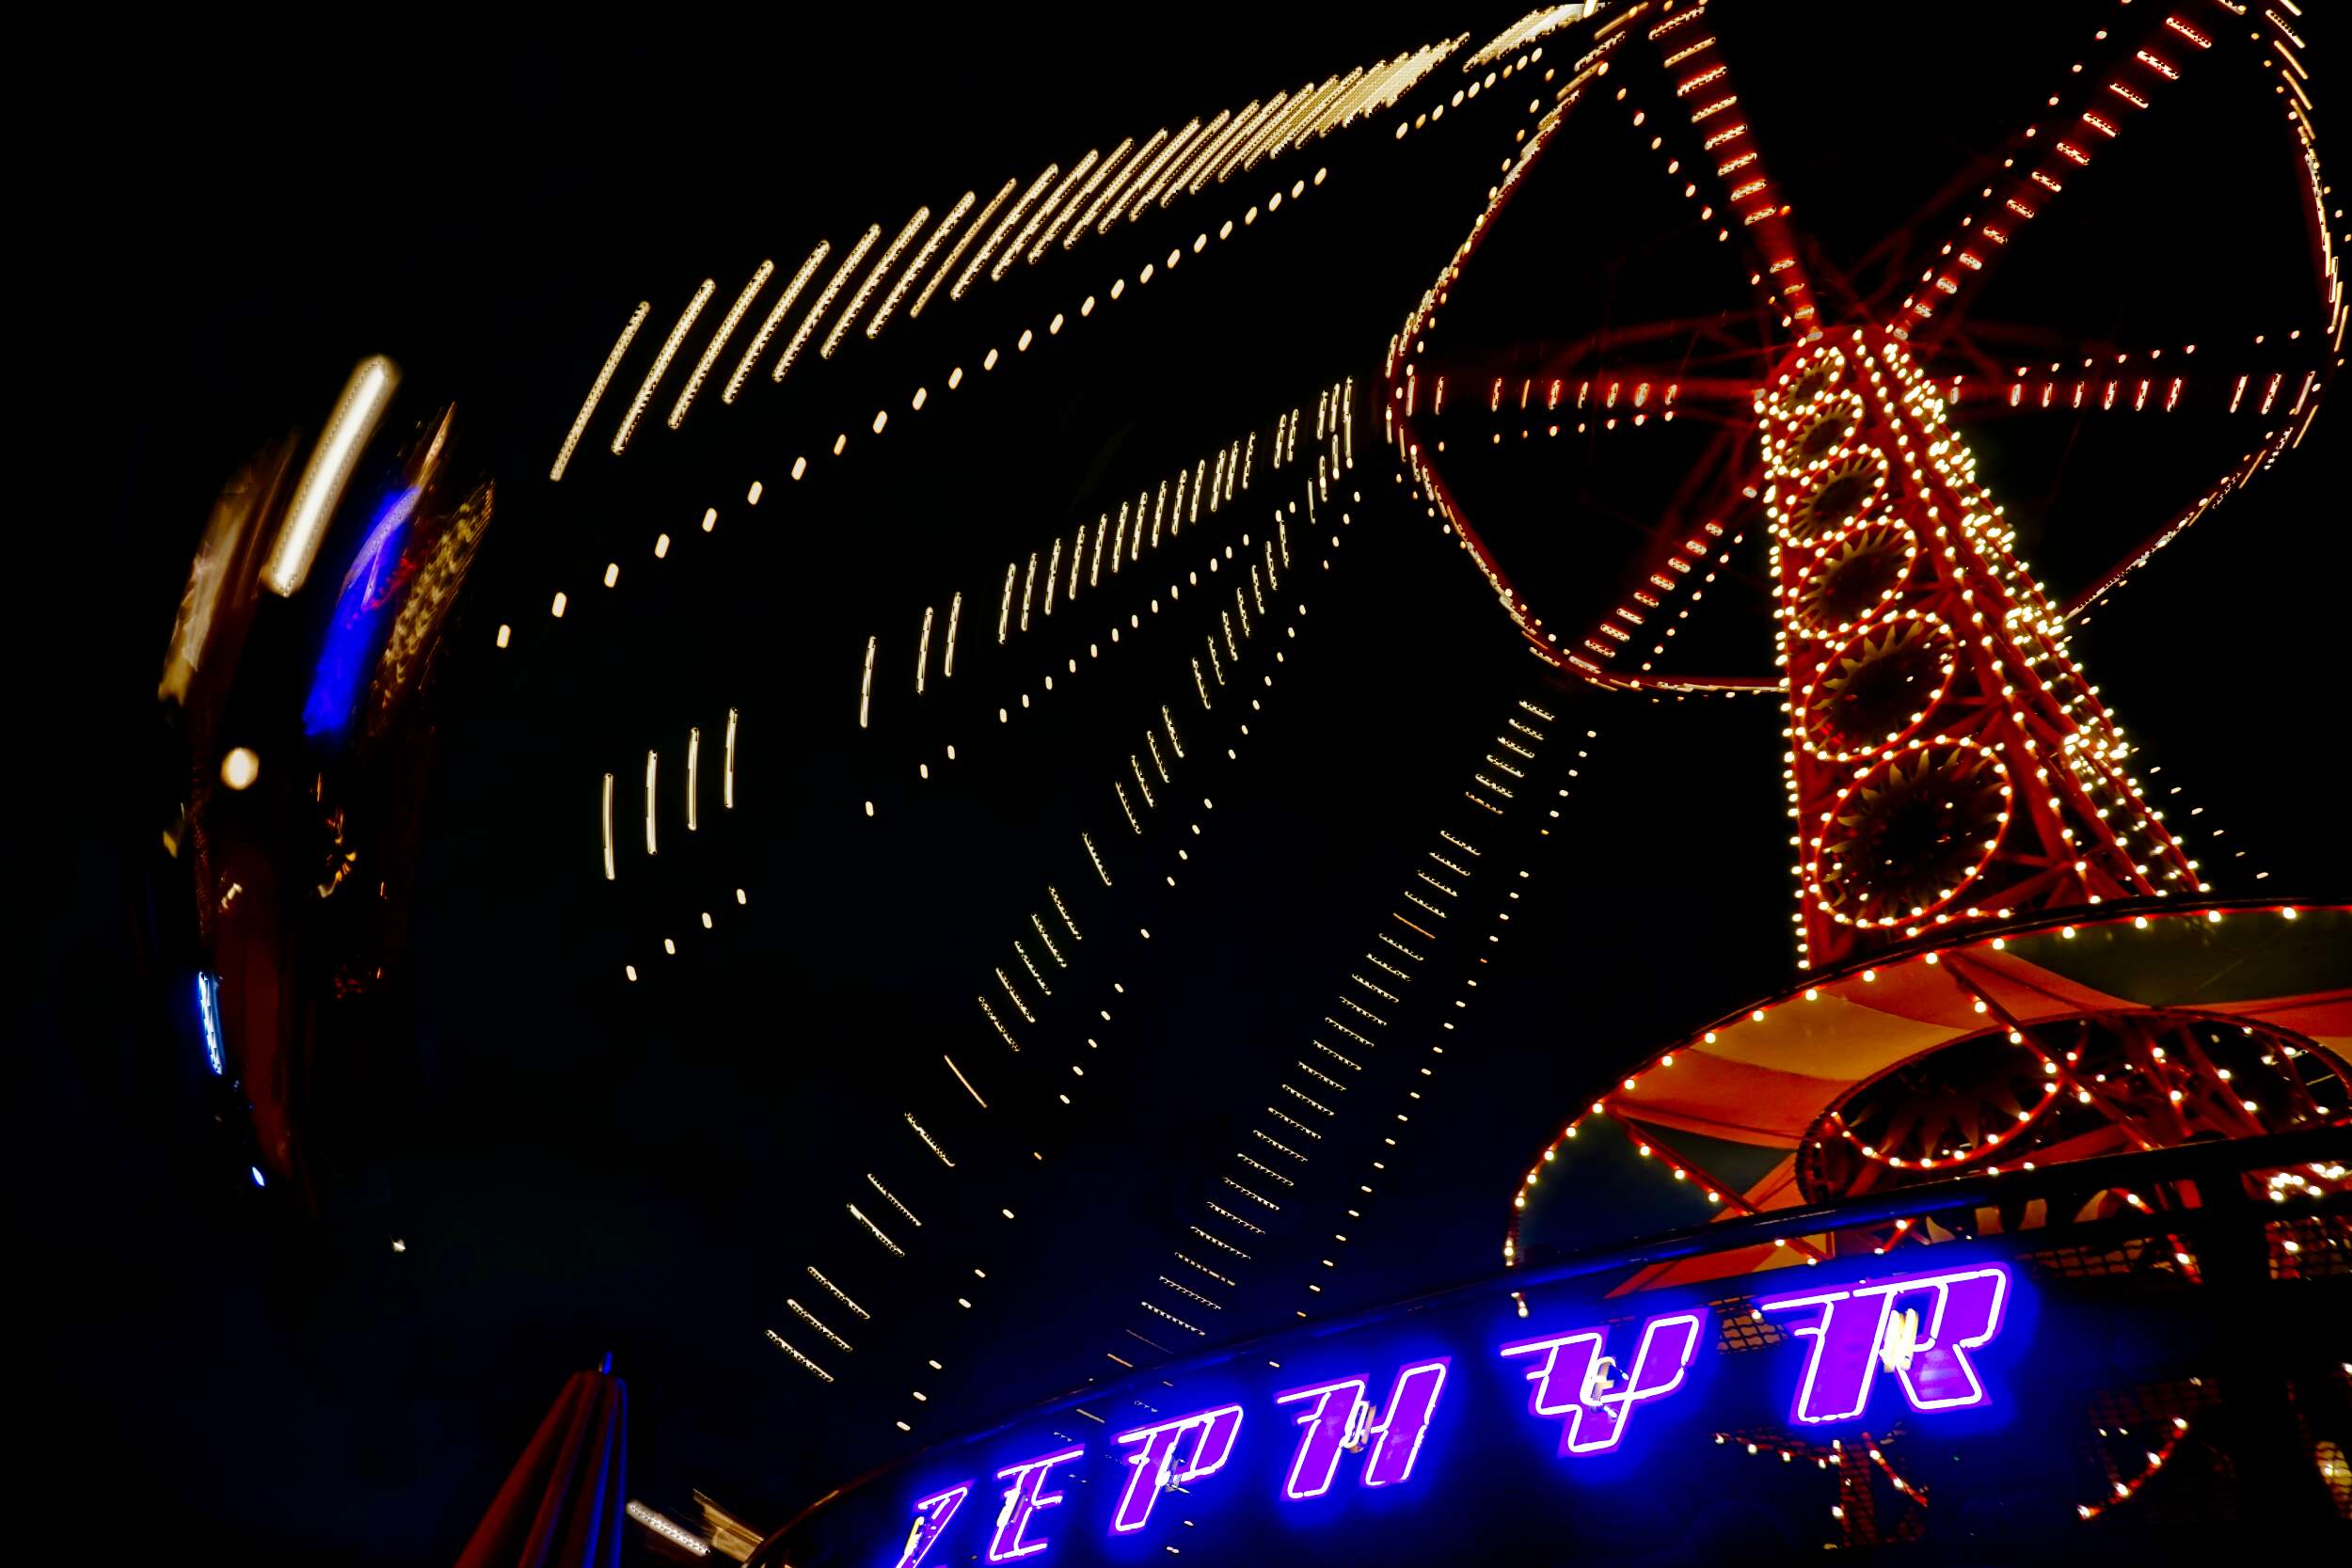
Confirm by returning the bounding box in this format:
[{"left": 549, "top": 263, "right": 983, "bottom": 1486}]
[{"left": 20, "top": 5, "right": 2348, "bottom": 1561}]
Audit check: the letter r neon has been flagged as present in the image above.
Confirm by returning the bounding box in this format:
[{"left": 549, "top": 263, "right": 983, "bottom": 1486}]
[{"left": 1758, "top": 1263, "right": 2010, "bottom": 1424}]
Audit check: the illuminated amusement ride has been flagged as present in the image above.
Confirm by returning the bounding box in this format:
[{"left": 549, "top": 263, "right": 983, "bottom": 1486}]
[
  {"left": 1403, "top": 2, "right": 2352, "bottom": 1545},
  {"left": 144, "top": 1, "right": 2347, "bottom": 1560}
]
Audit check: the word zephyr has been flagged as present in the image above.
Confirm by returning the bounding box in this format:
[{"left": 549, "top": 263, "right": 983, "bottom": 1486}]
[{"left": 890, "top": 1262, "right": 2013, "bottom": 1566}]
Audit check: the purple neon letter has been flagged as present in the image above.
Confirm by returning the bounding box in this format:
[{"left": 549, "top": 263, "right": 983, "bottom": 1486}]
[
  {"left": 891, "top": 1483, "right": 970, "bottom": 1568},
  {"left": 988, "top": 1446, "right": 1084, "bottom": 1561},
  {"left": 1498, "top": 1309, "right": 1705, "bottom": 1455},
  {"left": 1757, "top": 1263, "right": 2011, "bottom": 1424},
  {"left": 1273, "top": 1358, "right": 1450, "bottom": 1499},
  {"left": 1109, "top": 1403, "right": 1244, "bottom": 1534}
]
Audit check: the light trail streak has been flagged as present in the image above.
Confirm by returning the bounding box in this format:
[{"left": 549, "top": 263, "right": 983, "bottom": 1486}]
[
  {"left": 612, "top": 279, "right": 714, "bottom": 453},
  {"left": 551, "top": 309, "right": 643, "bottom": 480}
]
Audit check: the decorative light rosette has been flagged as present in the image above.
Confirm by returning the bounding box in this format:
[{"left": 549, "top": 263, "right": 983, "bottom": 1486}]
[
  {"left": 1762, "top": 343, "right": 1847, "bottom": 436},
  {"left": 1810, "top": 738, "right": 2012, "bottom": 927},
  {"left": 1788, "top": 519, "right": 1919, "bottom": 636},
  {"left": 1766, "top": 387, "right": 1867, "bottom": 483},
  {"left": 1798, "top": 614, "right": 1959, "bottom": 761},
  {"left": 1774, "top": 447, "right": 1889, "bottom": 545}
]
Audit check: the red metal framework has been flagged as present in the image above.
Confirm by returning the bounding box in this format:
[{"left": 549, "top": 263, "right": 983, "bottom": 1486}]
[
  {"left": 1387, "top": 0, "right": 2336, "bottom": 962},
  {"left": 1442, "top": 2, "right": 2352, "bottom": 1307},
  {"left": 1760, "top": 328, "right": 2198, "bottom": 968}
]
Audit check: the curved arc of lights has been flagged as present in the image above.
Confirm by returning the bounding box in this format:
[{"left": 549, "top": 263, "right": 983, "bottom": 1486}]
[
  {"left": 1495, "top": 899, "right": 2342, "bottom": 1271},
  {"left": 1898, "top": 1, "right": 2233, "bottom": 343}
]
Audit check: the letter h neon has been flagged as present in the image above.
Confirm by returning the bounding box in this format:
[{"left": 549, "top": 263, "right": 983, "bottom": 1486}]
[{"left": 1274, "top": 1358, "right": 1450, "bottom": 1500}]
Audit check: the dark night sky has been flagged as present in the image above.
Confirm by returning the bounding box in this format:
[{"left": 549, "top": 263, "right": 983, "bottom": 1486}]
[{"left": 21, "top": 5, "right": 2349, "bottom": 1561}]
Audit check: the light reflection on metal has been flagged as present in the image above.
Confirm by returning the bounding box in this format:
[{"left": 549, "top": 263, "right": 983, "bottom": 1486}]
[
  {"left": 873, "top": 193, "right": 976, "bottom": 338},
  {"left": 160, "top": 437, "right": 294, "bottom": 702},
  {"left": 551, "top": 305, "right": 645, "bottom": 480},
  {"left": 264, "top": 356, "right": 397, "bottom": 595},
  {"left": 626, "top": 1500, "right": 710, "bottom": 1557}
]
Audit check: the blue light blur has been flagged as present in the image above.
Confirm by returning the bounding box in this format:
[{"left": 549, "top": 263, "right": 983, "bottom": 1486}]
[
  {"left": 301, "top": 486, "right": 420, "bottom": 736},
  {"left": 249, "top": 1165, "right": 266, "bottom": 1188},
  {"left": 196, "top": 972, "right": 225, "bottom": 1075}
]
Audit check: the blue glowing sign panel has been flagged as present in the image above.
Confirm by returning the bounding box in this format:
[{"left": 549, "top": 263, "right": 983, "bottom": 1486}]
[{"left": 882, "top": 1261, "right": 2020, "bottom": 1566}]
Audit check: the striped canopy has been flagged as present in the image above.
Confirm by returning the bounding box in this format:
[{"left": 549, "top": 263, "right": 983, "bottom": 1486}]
[{"left": 1515, "top": 901, "right": 2350, "bottom": 1292}]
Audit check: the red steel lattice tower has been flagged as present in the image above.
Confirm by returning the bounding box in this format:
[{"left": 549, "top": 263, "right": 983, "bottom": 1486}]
[{"left": 1760, "top": 326, "right": 2203, "bottom": 971}]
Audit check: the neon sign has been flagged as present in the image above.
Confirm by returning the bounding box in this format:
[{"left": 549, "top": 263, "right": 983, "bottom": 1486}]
[
  {"left": 1756, "top": 1263, "right": 2010, "bottom": 1423},
  {"left": 988, "top": 1447, "right": 1084, "bottom": 1562},
  {"left": 891, "top": 1483, "right": 967, "bottom": 1568},
  {"left": 884, "top": 1261, "right": 2018, "bottom": 1564},
  {"left": 1274, "top": 1358, "right": 1449, "bottom": 1498},
  {"left": 1109, "top": 1404, "right": 1244, "bottom": 1532},
  {"left": 1499, "top": 1309, "right": 1704, "bottom": 1455}
]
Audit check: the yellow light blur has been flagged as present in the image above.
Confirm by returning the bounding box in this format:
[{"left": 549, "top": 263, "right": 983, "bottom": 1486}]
[
  {"left": 725, "top": 243, "right": 830, "bottom": 404},
  {"left": 551, "top": 309, "right": 644, "bottom": 481},
  {"left": 914, "top": 179, "right": 1016, "bottom": 319},
  {"left": 777, "top": 228, "right": 880, "bottom": 382},
  {"left": 612, "top": 280, "right": 714, "bottom": 453},
  {"left": 669, "top": 261, "right": 772, "bottom": 429},
  {"left": 264, "top": 356, "right": 398, "bottom": 595}
]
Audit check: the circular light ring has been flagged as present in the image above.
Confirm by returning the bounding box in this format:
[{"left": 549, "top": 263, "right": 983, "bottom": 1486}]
[
  {"left": 1764, "top": 345, "right": 1846, "bottom": 433},
  {"left": 1773, "top": 447, "right": 1889, "bottom": 545},
  {"left": 1793, "top": 1023, "right": 2058, "bottom": 1199},
  {"left": 1796, "top": 613, "right": 1960, "bottom": 761},
  {"left": 1496, "top": 900, "right": 2348, "bottom": 1269},
  {"left": 1785, "top": 518, "right": 1920, "bottom": 637},
  {"left": 1809, "top": 739, "right": 2011, "bottom": 928},
  {"left": 1765, "top": 388, "right": 1866, "bottom": 481},
  {"left": 1792, "top": 1009, "right": 2348, "bottom": 1204}
]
